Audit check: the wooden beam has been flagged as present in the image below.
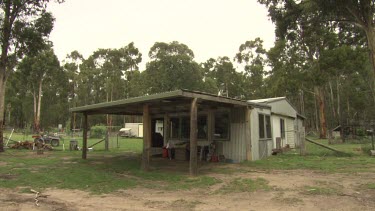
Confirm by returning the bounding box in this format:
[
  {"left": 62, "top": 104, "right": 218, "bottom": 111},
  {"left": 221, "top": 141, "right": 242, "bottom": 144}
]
[
  {"left": 141, "top": 104, "right": 151, "bottom": 171},
  {"left": 207, "top": 109, "right": 214, "bottom": 143},
  {"left": 189, "top": 98, "right": 198, "bottom": 176},
  {"left": 305, "top": 138, "right": 350, "bottom": 156},
  {"left": 245, "top": 107, "right": 252, "bottom": 161},
  {"left": 163, "top": 114, "right": 170, "bottom": 146},
  {"left": 82, "top": 113, "right": 88, "bottom": 159}
]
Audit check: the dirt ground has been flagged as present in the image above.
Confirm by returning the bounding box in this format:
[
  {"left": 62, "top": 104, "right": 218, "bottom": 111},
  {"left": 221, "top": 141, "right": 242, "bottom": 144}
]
[{"left": 1, "top": 167, "right": 374, "bottom": 211}]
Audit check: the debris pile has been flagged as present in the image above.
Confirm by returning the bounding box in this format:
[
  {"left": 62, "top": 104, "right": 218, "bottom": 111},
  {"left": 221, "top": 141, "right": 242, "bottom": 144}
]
[
  {"left": 10, "top": 141, "right": 34, "bottom": 150},
  {"left": 10, "top": 141, "right": 53, "bottom": 151}
]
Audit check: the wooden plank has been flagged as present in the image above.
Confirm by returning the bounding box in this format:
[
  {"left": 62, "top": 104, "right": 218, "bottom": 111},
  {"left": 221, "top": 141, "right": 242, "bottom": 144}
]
[
  {"left": 141, "top": 104, "right": 151, "bottom": 171},
  {"left": 163, "top": 114, "right": 170, "bottom": 146},
  {"left": 305, "top": 138, "right": 349, "bottom": 155},
  {"left": 82, "top": 113, "right": 88, "bottom": 159},
  {"left": 105, "top": 131, "right": 109, "bottom": 151},
  {"left": 190, "top": 98, "right": 198, "bottom": 176},
  {"left": 207, "top": 109, "right": 213, "bottom": 143}
]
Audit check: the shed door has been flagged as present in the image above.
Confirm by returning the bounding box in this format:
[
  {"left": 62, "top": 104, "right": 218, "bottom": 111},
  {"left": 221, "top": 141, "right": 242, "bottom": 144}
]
[{"left": 259, "top": 140, "right": 268, "bottom": 159}]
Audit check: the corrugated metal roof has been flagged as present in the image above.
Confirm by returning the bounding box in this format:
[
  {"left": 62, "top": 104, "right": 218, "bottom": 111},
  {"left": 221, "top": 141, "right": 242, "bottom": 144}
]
[
  {"left": 248, "top": 97, "right": 286, "bottom": 103},
  {"left": 70, "top": 89, "right": 253, "bottom": 114}
]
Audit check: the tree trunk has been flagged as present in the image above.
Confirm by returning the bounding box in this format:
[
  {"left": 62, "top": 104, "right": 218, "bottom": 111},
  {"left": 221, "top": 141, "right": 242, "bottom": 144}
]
[
  {"left": 314, "top": 92, "right": 319, "bottom": 133},
  {"left": 365, "top": 27, "right": 375, "bottom": 87},
  {"left": 35, "top": 80, "right": 43, "bottom": 133},
  {"left": 336, "top": 77, "right": 341, "bottom": 124},
  {"left": 315, "top": 86, "right": 327, "bottom": 139},
  {"left": 329, "top": 80, "right": 337, "bottom": 124},
  {"left": 0, "top": 73, "right": 6, "bottom": 152},
  {"left": 33, "top": 91, "right": 37, "bottom": 132}
]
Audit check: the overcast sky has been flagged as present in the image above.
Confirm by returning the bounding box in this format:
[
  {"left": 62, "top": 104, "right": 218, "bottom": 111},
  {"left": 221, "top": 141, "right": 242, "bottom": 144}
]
[{"left": 47, "top": 0, "right": 275, "bottom": 69}]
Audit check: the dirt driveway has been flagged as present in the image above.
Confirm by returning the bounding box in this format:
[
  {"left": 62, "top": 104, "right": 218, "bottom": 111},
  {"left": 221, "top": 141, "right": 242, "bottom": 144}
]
[{"left": 1, "top": 167, "right": 374, "bottom": 211}]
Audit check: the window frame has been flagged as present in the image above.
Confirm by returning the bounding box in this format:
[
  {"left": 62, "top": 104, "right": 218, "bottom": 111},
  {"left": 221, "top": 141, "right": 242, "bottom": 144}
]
[
  {"left": 280, "top": 118, "right": 285, "bottom": 139},
  {"left": 259, "top": 113, "right": 272, "bottom": 140},
  {"left": 213, "top": 111, "right": 230, "bottom": 141}
]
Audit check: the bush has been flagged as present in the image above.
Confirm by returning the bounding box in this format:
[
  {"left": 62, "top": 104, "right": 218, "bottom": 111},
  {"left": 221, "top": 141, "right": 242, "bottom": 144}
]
[
  {"left": 356, "top": 128, "right": 366, "bottom": 137},
  {"left": 90, "top": 125, "right": 107, "bottom": 138},
  {"left": 361, "top": 144, "right": 374, "bottom": 155}
]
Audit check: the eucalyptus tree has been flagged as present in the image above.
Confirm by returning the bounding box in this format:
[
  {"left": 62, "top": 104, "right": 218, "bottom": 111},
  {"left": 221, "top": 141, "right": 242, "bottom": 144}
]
[
  {"left": 76, "top": 43, "right": 142, "bottom": 127},
  {"left": 144, "top": 41, "right": 204, "bottom": 94},
  {"left": 235, "top": 38, "right": 267, "bottom": 99},
  {"left": 203, "top": 56, "right": 244, "bottom": 98},
  {"left": 313, "top": 0, "right": 375, "bottom": 86},
  {"left": 258, "top": 0, "right": 344, "bottom": 138},
  {"left": 0, "top": 0, "right": 62, "bottom": 151},
  {"left": 17, "top": 48, "right": 61, "bottom": 132},
  {"left": 63, "top": 51, "right": 83, "bottom": 131}
]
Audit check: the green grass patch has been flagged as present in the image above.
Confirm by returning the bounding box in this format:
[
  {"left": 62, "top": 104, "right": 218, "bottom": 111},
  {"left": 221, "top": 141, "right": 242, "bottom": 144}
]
[
  {"left": 243, "top": 139, "right": 375, "bottom": 173},
  {"left": 243, "top": 153, "right": 375, "bottom": 173},
  {"left": 0, "top": 150, "right": 219, "bottom": 194},
  {"left": 303, "top": 185, "right": 341, "bottom": 195},
  {"left": 170, "top": 199, "right": 203, "bottom": 210},
  {"left": 217, "top": 177, "right": 270, "bottom": 193},
  {"left": 365, "top": 183, "right": 375, "bottom": 189}
]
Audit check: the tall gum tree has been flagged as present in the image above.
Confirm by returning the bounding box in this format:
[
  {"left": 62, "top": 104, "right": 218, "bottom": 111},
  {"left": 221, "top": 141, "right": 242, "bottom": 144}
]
[
  {"left": 314, "top": 0, "right": 375, "bottom": 89},
  {"left": 18, "top": 48, "right": 60, "bottom": 132},
  {"left": 258, "top": 0, "right": 342, "bottom": 138},
  {"left": 0, "top": 0, "right": 61, "bottom": 152}
]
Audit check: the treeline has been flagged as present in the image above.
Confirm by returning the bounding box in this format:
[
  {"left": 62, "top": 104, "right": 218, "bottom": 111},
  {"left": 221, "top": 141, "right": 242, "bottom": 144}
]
[
  {"left": 2, "top": 0, "right": 375, "bottom": 140},
  {"left": 5, "top": 37, "right": 374, "bottom": 136}
]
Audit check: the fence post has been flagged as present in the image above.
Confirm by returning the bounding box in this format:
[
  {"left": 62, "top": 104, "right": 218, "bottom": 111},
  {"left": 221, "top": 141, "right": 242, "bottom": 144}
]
[{"left": 105, "top": 130, "right": 109, "bottom": 151}]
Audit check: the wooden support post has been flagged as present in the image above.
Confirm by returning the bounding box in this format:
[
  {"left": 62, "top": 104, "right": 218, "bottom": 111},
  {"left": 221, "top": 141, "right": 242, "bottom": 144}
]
[
  {"left": 190, "top": 98, "right": 198, "bottom": 176},
  {"left": 163, "top": 114, "right": 170, "bottom": 146},
  {"left": 207, "top": 109, "right": 213, "bottom": 143},
  {"left": 105, "top": 130, "right": 109, "bottom": 151},
  {"left": 299, "top": 132, "right": 306, "bottom": 156},
  {"left": 82, "top": 113, "right": 88, "bottom": 159},
  {"left": 141, "top": 104, "right": 151, "bottom": 171},
  {"left": 245, "top": 107, "right": 252, "bottom": 161}
]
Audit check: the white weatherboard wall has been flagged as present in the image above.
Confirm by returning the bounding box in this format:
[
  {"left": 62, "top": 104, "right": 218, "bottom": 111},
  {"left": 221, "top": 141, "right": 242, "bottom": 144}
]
[
  {"left": 269, "top": 100, "right": 297, "bottom": 118},
  {"left": 285, "top": 118, "right": 295, "bottom": 148},
  {"left": 266, "top": 99, "right": 298, "bottom": 148},
  {"left": 250, "top": 107, "right": 272, "bottom": 161},
  {"left": 272, "top": 115, "right": 284, "bottom": 147},
  {"left": 271, "top": 115, "right": 295, "bottom": 148}
]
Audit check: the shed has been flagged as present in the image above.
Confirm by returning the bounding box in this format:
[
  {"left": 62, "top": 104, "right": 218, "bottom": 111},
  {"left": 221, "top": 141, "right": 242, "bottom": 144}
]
[
  {"left": 248, "top": 97, "right": 305, "bottom": 149},
  {"left": 70, "top": 90, "right": 275, "bottom": 175}
]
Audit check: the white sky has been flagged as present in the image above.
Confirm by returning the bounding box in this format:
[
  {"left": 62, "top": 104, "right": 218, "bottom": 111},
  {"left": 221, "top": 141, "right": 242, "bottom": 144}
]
[{"left": 47, "top": 0, "right": 275, "bottom": 70}]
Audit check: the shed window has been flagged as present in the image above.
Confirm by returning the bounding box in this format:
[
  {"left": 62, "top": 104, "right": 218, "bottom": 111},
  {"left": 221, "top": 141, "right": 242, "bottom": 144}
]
[
  {"left": 170, "top": 118, "right": 179, "bottom": 139},
  {"left": 169, "top": 116, "right": 207, "bottom": 140},
  {"left": 198, "top": 116, "right": 208, "bottom": 139},
  {"left": 280, "top": 119, "right": 285, "bottom": 139},
  {"left": 214, "top": 112, "right": 229, "bottom": 140},
  {"left": 259, "top": 114, "right": 265, "bottom": 138},
  {"left": 259, "top": 114, "right": 272, "bottom": 139}
]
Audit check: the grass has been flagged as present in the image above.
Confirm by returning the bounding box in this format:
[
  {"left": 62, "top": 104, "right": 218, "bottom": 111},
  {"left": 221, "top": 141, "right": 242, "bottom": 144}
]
[
  {"left": 1, "top": 133, "right": 375, "bottom": 194},
  {"left": 217, "top": 177, "right": 270, "bottom": 193},
  {"left": 243, "top": 139, "right": 375, "bottom": 173},
  {"left": 0, "top": 151, "right": 220, "bottom": 194},
  {"left": 365, "top": 183, "right": 375, "bottom": 189},
  {"left": 302, "top": 185, "right": 341, "bottom": 195}
]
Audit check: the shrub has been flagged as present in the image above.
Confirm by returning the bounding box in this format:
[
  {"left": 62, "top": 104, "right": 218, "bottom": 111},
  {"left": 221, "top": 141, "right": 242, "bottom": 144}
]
[
  {"left": 361, "top": 144, "right": 374, "bottom": 155},
  {"left": 90, "top": 125, "right": 107, "bottom": 138},
  {"left": 356, "top": 128, "right": 365, "bottom": 137}
]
